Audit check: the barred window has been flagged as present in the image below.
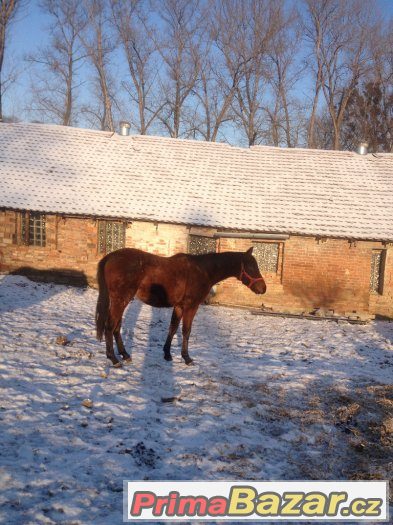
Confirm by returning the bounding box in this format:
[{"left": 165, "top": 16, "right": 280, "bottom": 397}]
[
  {"left": 98, "top": 221, "right": 125, "bottom": 254},
  {"left": 370, "top": 250, "right": 385, "bottom": 294},
  {"left": 21, "top": 211, "right": 46, "bottom": 247},
  {"left": 188, "top": 234, "right": 216, "bottom": 255},
  {"left": 252, "top": 242, "right": 280, "bottom": 273}
]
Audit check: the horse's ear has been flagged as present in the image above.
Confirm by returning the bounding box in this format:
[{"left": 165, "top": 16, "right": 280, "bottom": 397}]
[{"left": 246, "top": 247, "right": 253, "bottom": 256}]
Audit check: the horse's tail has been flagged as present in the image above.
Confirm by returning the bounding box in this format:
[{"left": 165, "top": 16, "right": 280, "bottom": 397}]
[{"left": 95, "top": 255, "right": 109, "bottom": 341}]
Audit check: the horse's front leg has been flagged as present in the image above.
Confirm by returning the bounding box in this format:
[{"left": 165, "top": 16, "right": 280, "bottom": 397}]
[
  {"left": 163, "top": 306, "right": 183, "bottom": 361},
  {"left": 181, "top": 306, "right": 198, "bottom": 365}
]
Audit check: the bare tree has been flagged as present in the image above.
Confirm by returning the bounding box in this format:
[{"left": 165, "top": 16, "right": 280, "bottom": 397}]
[
  {"left": 1, "top": 49, "right": 18, "bottom": 115},
  {"left": 370, "top": 18, "right": 393, "bottom": 89},
  {"left": 234, "top": 0, "right": 291, "bottom": 146},
  {"left": 190, "top": 55, "right": 222, "bottom": 141},
  {"left": 196, "top": 0, "right": 267, "bottom": 143},
  {"left": 265, "top": 4, "right": 305, "bottom": 147},
  {"left": 340, "top": 20, "right": 393, "bottom": 152},
  {"left": 303, "top": 0, "right": 378, "bottom": 150},
  {"left": 150, "top": 0, "right": 204, "bottom": 138},
  {"left": 81, "top": 0, "right": 117, "bottom": 131},
  {"left": 311, "top": 109, "right": 333, "bottom": 149},
  {"left": 203, "top": 0, "right": 301, "bottom": 147},
  {"left": 228, "top": 0, "right": 276, "bottom": 146},
  {"left": 189, "top": 0, "right": 239, "bottom": 142},
  {"left": 340, "top": 81, "right": 392, "bottom": 152},
  {"left": 302, "top": 0, "right": 329, "bottom": 148},
  {"left": 111, "top": 0, "right": 162, "bottom": 134},
  {"left": 0, "top": 0, "right": 24, "bottom": 120},
  {"left": 28, "top": 0, "right": 86, "bottom": 125}
]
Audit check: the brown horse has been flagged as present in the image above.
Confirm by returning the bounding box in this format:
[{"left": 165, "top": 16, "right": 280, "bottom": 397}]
[{"left": 95, "top": 247, "right": 266, "bottom": 367}]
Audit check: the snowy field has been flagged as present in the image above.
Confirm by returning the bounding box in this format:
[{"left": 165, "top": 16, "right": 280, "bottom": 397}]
[{"left": 0, "top": 274, "right": 392, "bottom": 525}]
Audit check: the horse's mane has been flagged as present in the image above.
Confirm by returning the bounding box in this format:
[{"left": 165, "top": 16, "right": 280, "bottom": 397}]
[{"left": 186, "top": 251, "right": 242, "bottom": 261}]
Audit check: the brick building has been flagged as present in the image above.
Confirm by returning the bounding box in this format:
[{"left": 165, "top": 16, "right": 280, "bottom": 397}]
[{"left": 0, "top": 122, "right": 392, "bottom": 319}]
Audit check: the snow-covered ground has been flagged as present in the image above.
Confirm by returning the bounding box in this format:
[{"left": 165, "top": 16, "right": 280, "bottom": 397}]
[{"left": 0, "top": 274, "right": 392, "bottom": 525}]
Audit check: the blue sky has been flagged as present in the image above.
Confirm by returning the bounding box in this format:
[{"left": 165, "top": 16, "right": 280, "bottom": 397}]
[{"left": 6, "top": 0, "right": 393, "bottom": 127}]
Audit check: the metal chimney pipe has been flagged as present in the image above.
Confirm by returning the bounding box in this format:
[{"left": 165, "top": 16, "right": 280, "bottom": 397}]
[
  {"left": 119, "top": 121, "right": 131, "bottom": 136},
  {"left": 356, "top": 142, "right": 368, "bottom": 155}
]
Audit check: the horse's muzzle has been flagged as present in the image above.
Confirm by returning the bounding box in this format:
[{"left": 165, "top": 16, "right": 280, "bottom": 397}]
[{"left": 252, "top": 280, "right": 267, "bottom": 295}]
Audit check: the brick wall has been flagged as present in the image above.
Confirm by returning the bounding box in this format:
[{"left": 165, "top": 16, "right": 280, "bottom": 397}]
[
  {"left": 1, "top": 209, "right": 392, "bottom": 318},
  {"left": 0, "top": 211, "right": 188, "bottom": 286},
  {"left": 211, "top": 236, "right": 393, "bottom": 319},
  {"left": 127, "top": 220, "right": 189, "bottom": 255},
  {"left": 0, "top": 211, "right": 99, "bottom": 284}
]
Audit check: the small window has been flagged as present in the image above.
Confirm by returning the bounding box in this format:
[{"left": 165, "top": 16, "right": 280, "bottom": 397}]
[
  {"left": 188, "top": 234, "right": 216, "bottom": 255},
  {"left": 98, "top": 221, "right": 125, "bottom": 254},
  {"left": 21, "top": 211, "right": 46, "bottom": 247},
  {"left": 253, "top": 242, "right": 280, "bottom": 273},
  {"left": 370, "top": 250, "right": 385, "bottom": 294}
]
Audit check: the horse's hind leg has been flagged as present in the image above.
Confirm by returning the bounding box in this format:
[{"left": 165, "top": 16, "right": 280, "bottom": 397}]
[
  {"left": 181, "top": 305, "right": 198, "bottom": 365},
  {"left": 105, "top": 297, "right": 132, "bottom": 367},
  {"left": 114, "top": 318, "right": 132, "bottom": 364},
  {"left": 163, "top": 306, "right": 183, "bottom": 361},
  {"left": 104, "top": 324, "right": 120, "bottom": 367}
]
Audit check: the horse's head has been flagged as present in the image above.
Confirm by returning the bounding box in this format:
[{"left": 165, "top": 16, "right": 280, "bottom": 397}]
[{"left": 239, "top": 247, "right": 267, "bottom": 295}]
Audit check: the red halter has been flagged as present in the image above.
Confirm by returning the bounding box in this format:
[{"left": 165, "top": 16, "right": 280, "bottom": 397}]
[{"left": 239, "top": 266, "right": 265, "bottom": 289}]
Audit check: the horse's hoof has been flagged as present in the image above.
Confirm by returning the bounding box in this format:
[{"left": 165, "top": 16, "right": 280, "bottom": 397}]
[
  {"left": 113, "top": 361, "right": 122, "bottom": 368},
  {"left": 122, "top": 357, "right": 132, "bottom": 364},
  {"left": 184, "top": 358, "right": 194, "bottom": 365},
  {"left": 164, "top": 354, "right": 173, "bottom": 361}
]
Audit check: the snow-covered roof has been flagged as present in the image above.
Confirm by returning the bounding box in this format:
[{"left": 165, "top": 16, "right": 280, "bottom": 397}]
[{"left": 1, "top": 122, "right": 392, "bottom": 240}]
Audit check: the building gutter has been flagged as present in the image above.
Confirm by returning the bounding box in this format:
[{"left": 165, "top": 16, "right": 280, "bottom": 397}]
[
  {"left": 1, "top": 206, "right": 392, "bottom": 243},
  {"left": 214, "top": 232, "right": 289, "bottom": 240}
]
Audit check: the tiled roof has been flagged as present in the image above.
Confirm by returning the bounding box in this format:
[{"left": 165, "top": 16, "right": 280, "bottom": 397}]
[{"left": 1, "top": 122, "right": 392, "bottom": 240}]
